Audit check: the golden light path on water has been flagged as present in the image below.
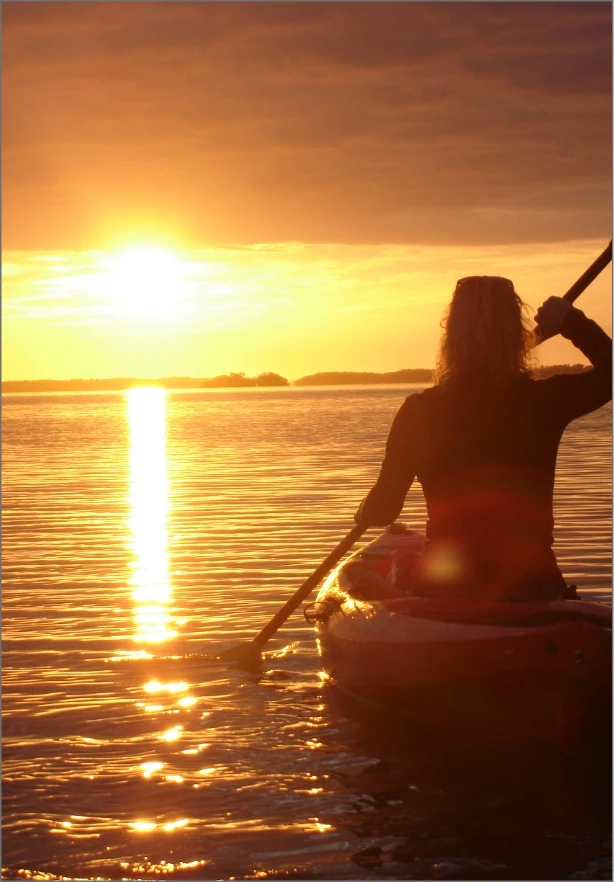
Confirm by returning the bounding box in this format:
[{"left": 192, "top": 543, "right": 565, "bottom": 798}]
[
  {"left": 1, "top": 388, "right": 610, "bottom": 881},
  {"left": 126, "top": 386, "right": 176, "bottom": 645},
  {"left": 125, "top": 388, "right": 196, "bottom": 846}
]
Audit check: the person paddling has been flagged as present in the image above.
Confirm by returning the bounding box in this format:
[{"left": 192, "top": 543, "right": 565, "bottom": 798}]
[{"left": 355, "top": 277, "right": 612, "bottom": 601}]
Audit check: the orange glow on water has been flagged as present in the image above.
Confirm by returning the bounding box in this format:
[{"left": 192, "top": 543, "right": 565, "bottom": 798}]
[
  {"left": 141, "top": 761, "right": 164, "bottom": 779},
  {"left": 126, "top": 387, "right": 176, "bottom": 643},
  {"left": 119, "top": 860, "right": 208, "bottom": 875},
  {"left": 129, "top": 818, "right": 191, "bottom": 834},
  {"left": 159, "top": 725, "right": 183, "bottom": 743},
  {"left": 144, "top": 679, "right": 188, "bottom": 694},
  {"left": 131, "top": 820, "right": 157, "bottom": 832}
]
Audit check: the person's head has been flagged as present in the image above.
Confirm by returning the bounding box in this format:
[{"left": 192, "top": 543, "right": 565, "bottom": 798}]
[{"left": 435, "top": 275, "right": 533, "bottom": 384}]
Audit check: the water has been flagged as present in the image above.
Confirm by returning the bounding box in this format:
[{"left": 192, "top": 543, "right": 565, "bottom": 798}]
[{"left": 2, "top": 386, "right": 611, "bottom": 881}]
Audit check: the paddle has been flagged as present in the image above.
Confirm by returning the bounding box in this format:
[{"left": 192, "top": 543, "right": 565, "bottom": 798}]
[
  {"left": 562, "top": 239, "right": 612, "bottom": 303},
  {"left": 217, "top": 523, "right": 368, "bottom": 666},
  {"left": 532, "top": 239, "right": 612, "bottom": 345},
  {"left": 216, "top": 240, "right": 612, "bottom": 669}
]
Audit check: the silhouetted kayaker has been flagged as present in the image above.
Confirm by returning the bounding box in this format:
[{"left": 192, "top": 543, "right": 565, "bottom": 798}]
[{"left": 356, "top": 277, "right": 612, "bottom": 600}]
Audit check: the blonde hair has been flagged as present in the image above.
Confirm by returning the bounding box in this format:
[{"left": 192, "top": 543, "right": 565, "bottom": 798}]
[{"left": 434, "top": 276, "right": 534, "bottom": 384}]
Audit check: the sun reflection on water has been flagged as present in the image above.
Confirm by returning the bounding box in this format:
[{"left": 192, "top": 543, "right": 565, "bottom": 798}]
[
  {"left": 143, "top": 679, "right": 188, "bottom": 694},
  {"left": 126, "top": 387, "right": 176, "bottom": 643}
]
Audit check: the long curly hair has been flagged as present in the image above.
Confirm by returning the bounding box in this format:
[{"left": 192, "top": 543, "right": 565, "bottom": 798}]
[{"left": 434, "top": 276, "right": 535, "bottom": 384}]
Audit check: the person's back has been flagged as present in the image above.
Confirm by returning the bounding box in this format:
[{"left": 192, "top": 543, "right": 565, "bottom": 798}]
[{"left": 356, "top": 276, "right": 611, "bottom": 600}]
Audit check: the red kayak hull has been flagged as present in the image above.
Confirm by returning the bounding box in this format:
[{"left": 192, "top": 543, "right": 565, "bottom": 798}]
[{"left": 314, "top": 526, "right": 612, "bottom": 749}]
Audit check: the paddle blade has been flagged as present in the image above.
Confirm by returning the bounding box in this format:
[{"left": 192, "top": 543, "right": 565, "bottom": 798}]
[{"left": 215, "top": 641, "right": 263, "bottom": 670}]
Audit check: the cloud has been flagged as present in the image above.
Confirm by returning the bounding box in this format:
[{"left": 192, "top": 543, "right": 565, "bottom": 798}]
[{"left": 3, "top": 3, "right": 611, "bottom": 249}]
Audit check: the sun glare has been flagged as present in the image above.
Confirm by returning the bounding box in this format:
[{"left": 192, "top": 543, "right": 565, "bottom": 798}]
[
  {"left": 126, "top": 386, "right": 176, "bottom": 643},
  {"left": 101, "top": 247, "right": 188, "bottom": 319}
]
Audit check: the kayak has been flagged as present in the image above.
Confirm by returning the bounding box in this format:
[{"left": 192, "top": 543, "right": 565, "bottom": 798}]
[{"left": 312, "top": 523, "right": 612, "bottom": 749}]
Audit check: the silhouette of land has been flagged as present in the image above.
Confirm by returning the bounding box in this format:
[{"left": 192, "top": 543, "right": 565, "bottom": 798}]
[
  {"left": 200, "top": 372, "right": 289, "bottom": 388},
  {"left": 294, "top": 369, "right": 434, "bottom": 385},
  {"left": 1, "top": 365, "right": 592, "bottom": 393},
  {"left": 294, "top": 365, "right": 592, "bottom": 384}
]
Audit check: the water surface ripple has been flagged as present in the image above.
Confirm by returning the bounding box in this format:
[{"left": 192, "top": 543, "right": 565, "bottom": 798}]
[{"left": 2, "top": 387, "right": 611, "bottom": 881}]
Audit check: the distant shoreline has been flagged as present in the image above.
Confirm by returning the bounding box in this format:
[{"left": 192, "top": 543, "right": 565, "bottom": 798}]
[{"left": 1, "top": 365, "right": 592, "bottom": 393}]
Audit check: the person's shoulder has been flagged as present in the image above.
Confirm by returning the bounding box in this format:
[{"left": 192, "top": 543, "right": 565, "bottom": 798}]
[
  {"left": 528, "top": 371, "right": 571, "bottom": 393},
  {"left": 401, "top": 386, "right": 438, "bottom": 410},
  {"left": 406, "top": 384, "right": 440, "bottom": 402},
  {"left": 514, "top": 373, "right": 537, "bottom": 389},
  {"left": 509, "top": 372, "right": 578, "bottom": 413}
]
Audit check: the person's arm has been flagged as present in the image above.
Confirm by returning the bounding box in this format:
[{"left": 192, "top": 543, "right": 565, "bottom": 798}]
[
  {"left": 535, "top": 300, "right": 612, "bottom": 422},
  {"left": 355, "top": 397, "right": 418, "bottom": 527}
]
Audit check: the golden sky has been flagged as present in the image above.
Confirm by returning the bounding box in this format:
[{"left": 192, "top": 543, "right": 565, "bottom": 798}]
[{"left": 2, "top": 3, "right": 612, "bottom": 380}]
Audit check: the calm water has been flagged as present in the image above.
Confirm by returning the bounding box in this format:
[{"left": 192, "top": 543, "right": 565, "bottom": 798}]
[{"left": 2, "top": 386, "right": 612, "bottom": 881}]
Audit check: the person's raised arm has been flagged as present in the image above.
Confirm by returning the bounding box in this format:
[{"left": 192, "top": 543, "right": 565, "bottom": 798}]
[{"left": 534, "top": 297, "right": 612, "bottom": 422}]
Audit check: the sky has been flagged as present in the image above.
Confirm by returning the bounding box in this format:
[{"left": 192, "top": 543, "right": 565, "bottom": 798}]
[{"left": 2, "top": 2, "right": 612, "bottom": 381}]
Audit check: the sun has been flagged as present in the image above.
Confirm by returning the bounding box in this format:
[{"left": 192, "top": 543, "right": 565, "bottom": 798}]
[{"left": 100, "top": 247, "right": 188, "bottom": 319}]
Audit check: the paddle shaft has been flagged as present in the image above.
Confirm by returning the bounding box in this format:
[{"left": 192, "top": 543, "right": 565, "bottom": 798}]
[
  {"left": 249, "top": 523, "right": 368, "bottom": 651},
  {"left": 533, "top": 240, "right": 612, "bottom": 345},
  {"left": 562, "top": 239, "right": 612, "bottom": 304}
]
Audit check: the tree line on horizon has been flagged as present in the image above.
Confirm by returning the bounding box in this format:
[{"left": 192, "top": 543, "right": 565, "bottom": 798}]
[
  {"left": 200, "top": 372, "right": 289, "bottom": 388},
  {"left": 2, "top": 364, "right": 592, "bottom": 393}
]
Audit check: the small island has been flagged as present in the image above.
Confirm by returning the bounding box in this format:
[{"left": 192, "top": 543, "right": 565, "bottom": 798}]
[
  {"left": 294, "top": 369, "right": 434, "bottom": 386},
  {"left": 532, "top": 363, "right": 592, "bottom": 379},
  {"left": 200, "top": 372, "right": 289, "bottom": 388}
]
